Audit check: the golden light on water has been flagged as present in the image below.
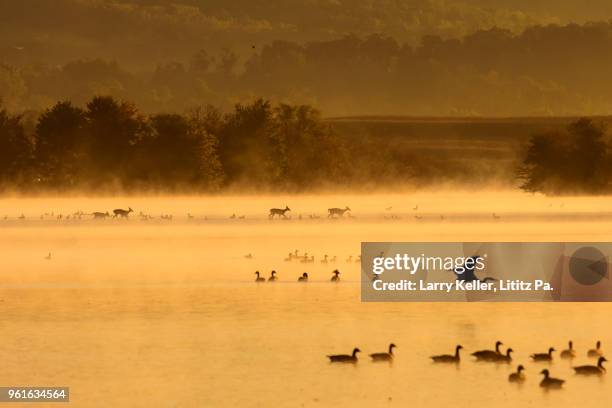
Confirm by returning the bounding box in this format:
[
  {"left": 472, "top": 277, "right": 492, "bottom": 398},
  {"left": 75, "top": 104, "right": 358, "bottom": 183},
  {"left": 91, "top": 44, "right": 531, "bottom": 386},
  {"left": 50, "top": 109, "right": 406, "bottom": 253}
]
[{"left": 1, "top": 191, "right": 611, "bottom": 406}]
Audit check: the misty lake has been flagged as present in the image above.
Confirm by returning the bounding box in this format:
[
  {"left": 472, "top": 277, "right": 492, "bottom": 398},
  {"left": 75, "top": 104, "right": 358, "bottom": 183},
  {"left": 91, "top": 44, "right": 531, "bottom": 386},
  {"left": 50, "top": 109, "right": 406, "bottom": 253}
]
[{"left": 1, "top": 191, "right": 611, "bottom": 407}]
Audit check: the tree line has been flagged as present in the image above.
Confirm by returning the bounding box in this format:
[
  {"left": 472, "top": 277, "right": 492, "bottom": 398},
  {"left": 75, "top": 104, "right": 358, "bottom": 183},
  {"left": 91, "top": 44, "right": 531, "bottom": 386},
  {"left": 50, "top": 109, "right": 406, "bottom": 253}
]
[
  {"left": 518, "top": 118, "right": 611, "bottom": 194},
  {"left": 6, "top": 21, "right": 612, "bottom": 116},
  {"left": 0, "top": 97, "right": 349, "bottom": 192}
]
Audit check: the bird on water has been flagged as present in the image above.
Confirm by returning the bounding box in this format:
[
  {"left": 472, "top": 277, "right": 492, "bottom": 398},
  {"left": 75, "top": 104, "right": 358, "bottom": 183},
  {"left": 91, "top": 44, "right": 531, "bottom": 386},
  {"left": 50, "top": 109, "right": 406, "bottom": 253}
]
[
  {"left": 472, "top": 341, "right": 503, "bottom": 361},
  {"left": 573, "top": 357, "right": 607, "bottom": 376},
  {"left": 370, "top": 343, "right": 396, "bottom": 362},
  {"left": 431, "top": 345, "right": 462, "bottom": 363},
  {"left": 539, "top": 369, "right": 564, "bottom": 389},
  {"left": 531, "top": 347, "right": 555, "bottom": 362},
  {"left": 508, "top": 365, "right": 525, "bottom": 383},
  {"left": 327, "top": 348, "right": 360, "bottom": 363},
  {"left": 560, "top": 341, "right": 576, "bottom": 359},
  {"left": 587, "top": 341, "right": 603, "bottom": 358}
]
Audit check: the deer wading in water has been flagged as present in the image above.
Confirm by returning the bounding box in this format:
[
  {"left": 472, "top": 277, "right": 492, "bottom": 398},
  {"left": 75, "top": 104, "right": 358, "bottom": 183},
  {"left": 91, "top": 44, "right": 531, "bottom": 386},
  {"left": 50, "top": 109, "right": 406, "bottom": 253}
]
[
  {"left": 328, "top": 206, "right": 351, "bottom": 218},
  {"left": 113, "top": 207, "right": 133, "bottom": 218},
  {"left": 269, "top": 206, "right": 290, "bottom": 219}
]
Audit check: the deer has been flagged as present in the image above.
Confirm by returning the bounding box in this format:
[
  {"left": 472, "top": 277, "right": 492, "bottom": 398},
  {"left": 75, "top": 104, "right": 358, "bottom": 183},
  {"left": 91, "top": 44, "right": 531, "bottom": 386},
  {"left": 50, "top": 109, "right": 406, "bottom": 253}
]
[
  {"left": 328, "top": 206, "right": 351, "bottom": 218},
  {"left": 92, "top": 211, "right": 110, "bottom": 219},
  {"left": 113, "top": 207, "right": 133, "bottom": 218},
  {"left": 269, "top": 206, "right": 291, "bottom": 219}
]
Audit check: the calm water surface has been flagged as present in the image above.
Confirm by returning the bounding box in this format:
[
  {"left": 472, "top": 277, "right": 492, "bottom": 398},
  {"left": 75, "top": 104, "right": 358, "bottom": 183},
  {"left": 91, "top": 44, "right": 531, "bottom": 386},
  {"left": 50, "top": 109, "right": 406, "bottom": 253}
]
[{"left": 0, "top": 192, "right": 611, "bottom": 407}]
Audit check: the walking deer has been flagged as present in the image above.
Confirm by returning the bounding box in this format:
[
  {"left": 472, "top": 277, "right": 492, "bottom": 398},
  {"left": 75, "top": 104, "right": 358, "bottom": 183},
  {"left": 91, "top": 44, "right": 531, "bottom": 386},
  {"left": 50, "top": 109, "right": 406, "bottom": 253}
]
[
  {"left": 92, "top": 211, "right": 110, "bottom": 219},
  {"left": 269, "top": 206, "right": 291, "bottom": 219},
  {"left": 113, "top": 207, "right": 133, "bottom": 218},
  {"left": 328, "top": 206, "right": 351, "bottom": 218}
]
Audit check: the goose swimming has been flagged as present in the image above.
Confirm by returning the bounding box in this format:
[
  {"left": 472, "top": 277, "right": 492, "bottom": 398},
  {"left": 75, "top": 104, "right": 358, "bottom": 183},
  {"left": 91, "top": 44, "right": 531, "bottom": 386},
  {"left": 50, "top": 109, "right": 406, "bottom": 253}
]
[
  {"left": 560, "top": 341, "right": 576, "bottom": 359},
  {"left": 370, "top": 343, "right": 396, "bottom": 362},
  {"left": 298, "top": 272, "right": 309, "bottom": 282},
  {"left": 573, "top": 357, "right": 607, "bottom": 376},
  {"left": 508, "top": 365, "right": 525, "bottom": 383},
  {"left": 531, "top": 347, "right": 555, "bottom": 362},
  {"left": 331, "top": 269, "right": 340, "bottom": 282},
  {"left": 254, "top": 271, "right": 265, "bottom": 282},
  {"left": 431, "top": 345, "right": 462, "bottom": 363},
  {"left": 268, "top": 270, "right": 278, "bottom": 281},
  {"left": 492, "top": 348, "right": 513, "bottom": 363},
  {"left": 587, "top": 341, "right": 602, "bottom": 357},
  {"left": 539, "top": 369, "right": 564, "bottom": 389},
  {"left": 327, "top": 348, "right": 360, "bottom": 363},
  {"left": 472, "top": 341, "right": 503, "bottom": 361}
]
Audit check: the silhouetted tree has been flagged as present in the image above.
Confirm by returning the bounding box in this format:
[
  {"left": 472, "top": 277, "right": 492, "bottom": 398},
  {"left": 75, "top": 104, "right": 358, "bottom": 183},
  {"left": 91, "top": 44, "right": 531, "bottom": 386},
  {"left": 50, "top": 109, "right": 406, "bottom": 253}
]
[
  {"left": 519, "top": 118, "right": 609, "bottom": 194},
  {"left": 186, "top": 106, "right": 224, "bottom": 190},
  {"left": 83, "top": 96, "right": 146, "bottom": 186},
  {"left": 34, "top": 101, "right": 86, "bottom": 187},
  {"left": 137, "top": 113, "right": 216, "bottom": 189},
  {"left": 270, "top": 104, "right": 349, "bottom": 189},
  {"left": 567, "top": 118, "right": 608, "bottom": 192},
  {"left": 518, "top": 132, "right": 569, "bottom": 193},
  {"left": 217, "top": 99, "right": 275, "bottom": 186},
  {"left": 0, "top": 109, "right": 31, "bottom": 186}
]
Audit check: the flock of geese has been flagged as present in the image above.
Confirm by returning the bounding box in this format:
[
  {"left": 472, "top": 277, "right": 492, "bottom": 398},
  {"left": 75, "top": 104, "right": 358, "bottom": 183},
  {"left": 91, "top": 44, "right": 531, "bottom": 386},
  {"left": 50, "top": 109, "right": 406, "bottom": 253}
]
[
  {"left": 254, "top": 269, "right": 342, "bottom": 282},
  {"left": 328, "top": 340, "right": 607, "bottom": 389},
  {"left": 280, "top": 250, "right": 361, "bottom": 264}
]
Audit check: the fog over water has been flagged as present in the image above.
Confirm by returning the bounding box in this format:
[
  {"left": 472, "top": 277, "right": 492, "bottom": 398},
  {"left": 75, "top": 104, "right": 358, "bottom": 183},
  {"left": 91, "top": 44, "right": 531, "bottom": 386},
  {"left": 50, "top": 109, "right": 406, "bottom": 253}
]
[{"left": 0, "top": 191, "right": 610, "bottom": 406}]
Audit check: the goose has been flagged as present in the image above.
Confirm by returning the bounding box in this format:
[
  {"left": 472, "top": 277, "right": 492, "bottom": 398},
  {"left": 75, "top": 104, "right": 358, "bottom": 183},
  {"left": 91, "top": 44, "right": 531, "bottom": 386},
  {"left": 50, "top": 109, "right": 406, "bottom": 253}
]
[
  {"left": 508, "top": 365, "right": 525, "bottom": 383},
  {"left": 370, "top": 343, "right": 396, "bottom": 362},
  {"left": 431, "top": 345, "right": 462, "bottom": 363},
  {"left": 560, "top": 341, "right": 576, "bottom": 359},
  {"left": 531, "top": 347, "right": 555, "bottom": 362},
  {"left": 472, "top": 341, "right": 503, "bottom": 361},
  {"left": 574, "top": 357, "right": 608, "bottom": 375},
  {"left": 539, "top": 369, "right": 564, "bottom": 389},
  {"left": 298, "top": 272, "right": 309, "bottom": 282},
  {"left": 331, "top": 269, "right": 340, "bottom": 282},
  {"left": 284, "top": 253, "right": 293, "bottom": 262},
  {"left": 573, "top": 357, "right": 607, "bottom": 376},
  {"left": 492, "top": 348, "right": 513, "bottom": 363},
  {"left": 327, "top": 348, "right": 360, "bottom": 363},
  {"left": 44, "top": 252, "right": 52, "bottom": 260},
  {"left": 587, "top": 341, "right": 603, "bottom": 358},
  {"left": 244, "top": 253, "right": 253, "bottom": 259},
  {"left": 254, "top": 271, "right": 265, "bottom": 282},
  {"left": 268, "top": 270, "right": 277, "bottom": 282}
]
